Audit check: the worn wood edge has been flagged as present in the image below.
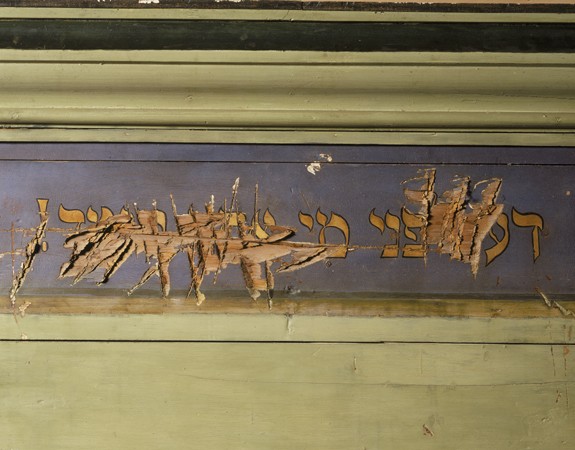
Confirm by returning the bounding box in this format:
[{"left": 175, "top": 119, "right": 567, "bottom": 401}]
[
  {"left": 3, "top": 110, "right": 575, "bottom": 129},
  {"left": 4, "top": 295, "right": 575, "bottom": 319},
  {"left": 1, "top": 128, "right": 574, "bottom": 146},
  {"left": 1, "top": 313, "right": 573, "bottom": 343},
  {"left": 2, "top": 7, "right": 575, "bottom": 22},
  {"left": 2, "top": 50, "right": 575, "bottom": 65}
]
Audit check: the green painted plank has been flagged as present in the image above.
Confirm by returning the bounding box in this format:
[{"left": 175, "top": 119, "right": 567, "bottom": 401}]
[
  {"left": 1, "top": 342, "right": 573, "bottom": 449},
  {"left": 2, "top": 128, "right": 574, "bottom": 146},
  {"left": 3, "top": 8, "right": 575, "bottom": 23},
  {"left": 1, "top": 313, "right": 573, "bottom": 343}
]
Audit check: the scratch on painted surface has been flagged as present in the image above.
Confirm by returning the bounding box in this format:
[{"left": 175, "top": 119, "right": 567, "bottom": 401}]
[
  {"left": 58, "top": 180, "right": 344, "bottom": 304},
  {"left": 370, "top": 168, "right": 504, "bottom": 275},
  {"left": 5, "top": 170, "right": 516, "bottom": 304},
  {"left": 286, "top": 314, "right": 294, "bottom": 335},
  {"left": 9, "top": 215, "right": 48, "bottom": 305},
  {"left": 536, "top": 288, "right": 575, "bottom": 318}
]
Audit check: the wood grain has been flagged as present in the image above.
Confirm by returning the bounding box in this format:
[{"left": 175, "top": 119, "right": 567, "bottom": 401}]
[
  {"left": 0, "top": 10, "right": 572, "bottom": 450},
  {"left": 1, "top": 341, "right": 573, "bottom": 449},
  {"left": 1, "top": 308, "right": 574, "bottom": 343},
  {"left": 3, "top": 295, "right": 575, "bottom": 318}
]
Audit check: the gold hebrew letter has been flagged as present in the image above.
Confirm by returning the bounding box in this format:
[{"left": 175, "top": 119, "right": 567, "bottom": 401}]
[
  {"left": 511, "top": 208, "right": 544, "bottom": 262},
  {"left": 263, "top": 208, "right": 277, "bottom": 227},
  {"left": 326, "top": 211, "right": 350, "bottom": 257},
  {"left": 316, "top": 208, "right": 329, "bottom": 244},
  {"left": 100, "top": 206, "right": 114, "bottom": 221},
  {"left": 369, "top": 209, "right": 400, "bottom": 258},
  {"left": 36, "top": 199, "right": 49, "bottom": 251},
  {"left": 401, "top": 207, "right": 426, "bottom": 258},
  {"left": 298, "top": 211, "right": 314, "bottom": 232},
  {"left": 36, "top": 198, "right": 49, "bottom": 221},
  {"left": 156, "top": 209, "right": 167, "bottom": 231},
  {"left": 228, "top": 212, "right": 247, "bottom": 227},
  {"left": 369, "top": 209, "right": 385, "bottom": 233},
  {"left": 252, "top": 210, "right": 270, "bottom": 240},
  {"left": 58, "top": 204, "right": 85, "bottom": 225},
  {"left": 383, "top": 211, "right": 401, "bottom": 258},
  {"left": 86, "top": 206, "right": 99, "bottom": 223},
  {"left": 484, "top": 213, "right": 510, "bottom": 266}
]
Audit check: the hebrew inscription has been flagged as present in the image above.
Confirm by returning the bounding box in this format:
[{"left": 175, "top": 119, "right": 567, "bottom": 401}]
[{"left": 1, "top": 168, "right": 548, "bottom": 306}]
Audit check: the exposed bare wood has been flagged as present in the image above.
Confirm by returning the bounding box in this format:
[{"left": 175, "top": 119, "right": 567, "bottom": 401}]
[{"left": 2, "top": 295, "right": 574, "bottom": 319}]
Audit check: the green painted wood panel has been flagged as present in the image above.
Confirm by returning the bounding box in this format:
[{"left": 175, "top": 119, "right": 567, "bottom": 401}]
[
  {"left": 1, "top": 311, "right": 573, "bottom": 344},
  {"left": 1, "top": 342, "right": 573, "bottom": 449}
]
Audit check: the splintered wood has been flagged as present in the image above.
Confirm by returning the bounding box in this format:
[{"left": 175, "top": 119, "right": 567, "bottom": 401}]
[
  {"left": 8, "top": 171, "right": 506, "bottom": 305},
  {"left": 403, "top": 169, "right": 503, "bottom": 276},
  {"left": 58, "top": 179, "right": 342, "bottom": 305},
  {"left": 8, "top": 215, "right": 48, "bottom": 305}
]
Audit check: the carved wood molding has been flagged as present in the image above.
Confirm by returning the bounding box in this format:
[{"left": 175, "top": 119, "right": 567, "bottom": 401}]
[{"left": 1, "top": 48, "right": 574, "bottom": 145}]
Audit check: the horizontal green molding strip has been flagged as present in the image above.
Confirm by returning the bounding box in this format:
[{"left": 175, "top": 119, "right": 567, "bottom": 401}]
[
  {"left": 3, "top": 7, "right": 575, "bottom": 23},
  {"left": 1, "top": 313, "right": 573, "bottom": 343},
  {"left": 1, "top": 51, "right": 574, "bottom": 134},
  {"left": 3, "top": 128, "right": 575, "bottom": 146},
  {"left": 1, "top": 50, "right": 573, "bottom": 144},
  {"left": 2, "top": 49, "right": 574, "bottom": 63},
  {"left": 2, "top": 19, "right": 575, "bottom": 52}
]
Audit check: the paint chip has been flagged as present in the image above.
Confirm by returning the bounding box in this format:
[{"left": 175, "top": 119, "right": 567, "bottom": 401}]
[
  {"left": 306, "top": 153, "right": 333, "bottom": 175},
  {"left": 422, "top": 424, "right": 434, "bottom": 437},
  {"left": 306, "top": 162, "right": 322, "bottom": 175},
  {"left": 18, "top": 301, "right": 32, "bottom": 317}
]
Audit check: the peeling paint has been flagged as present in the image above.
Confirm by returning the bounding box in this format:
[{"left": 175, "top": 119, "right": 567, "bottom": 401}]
[
  {"left": 18, "top": 301, "right": 32, "bottom": 317},
  {"left": 306, "top": 153, "right": 333, "bottom": 175},
  {"left": 398, "top": 169, "right": 503, "bottom": 275},
  {"left": 306, "top": 162, "right": 322, "bottom": 175}
]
